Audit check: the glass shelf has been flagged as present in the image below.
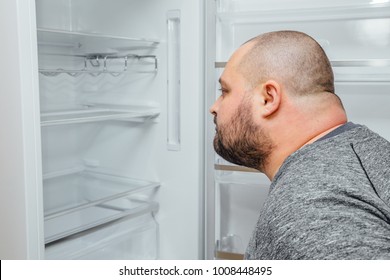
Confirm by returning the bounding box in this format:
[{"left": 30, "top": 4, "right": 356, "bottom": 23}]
[
  {"left": 43, "top": 167, "right": 160, "bottom": 218},
  {"left": 45, "top": 199, "right": 159, "bottom": 244},
  {"left": 37, "top": 28, "right": 159, "bottom": 56},
  {"left": 45, "top": 213, "right": 158, "bottom": 259},
  {"left": 40, "top": 104, "right": 160, "bottom": 126},
  {"left": 43, "top": 167, "right": 160, "bottom": 244}
]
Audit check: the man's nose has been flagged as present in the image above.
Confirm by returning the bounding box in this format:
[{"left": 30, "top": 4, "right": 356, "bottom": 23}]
[{"left": 209, "top": 97, "right": 220, "bottom": 116}]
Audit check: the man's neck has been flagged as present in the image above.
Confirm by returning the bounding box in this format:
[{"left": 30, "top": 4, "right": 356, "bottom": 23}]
[
  {"left": 300, "top": 123, "right": 346, "bottom": 147},
  {"left": 264, "top": 122, "right": 347, "bottom": 181}
]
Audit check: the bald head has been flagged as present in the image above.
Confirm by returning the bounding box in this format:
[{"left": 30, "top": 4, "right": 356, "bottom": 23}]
[
  {"left": 211, "top": 30, "right": 347, "bottom": 179},
  {"left": 238, "top": 31, "right": 334, "bottom": 96}
]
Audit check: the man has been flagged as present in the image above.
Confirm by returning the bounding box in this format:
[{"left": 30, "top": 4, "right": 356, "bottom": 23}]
[{"left": 210, "top": 30, "right": 390, "bottom": 259}]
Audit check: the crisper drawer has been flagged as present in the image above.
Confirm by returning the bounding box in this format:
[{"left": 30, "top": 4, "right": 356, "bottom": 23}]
[
  {"left": 43, "top": 166, "right": 160, "bottom": 243},
  {"left": 45, "top": 212, "right": 158, "bottom": 260}
]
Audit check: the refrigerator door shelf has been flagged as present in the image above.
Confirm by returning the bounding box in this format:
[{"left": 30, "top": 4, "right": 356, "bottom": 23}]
[
  {"left": 40, "top": 104, "right": 160, "bottom": 126},
  {"left": 43, "top": 167, "right": 160, "bottom": 219},
  {"left": 333, "top": 62, "right": 390, "bottom": 83},
  {"left": 45, "top": 212, "right": 158, "bottom": 260},
  {"left": 216, "top": 4, "right": 390, "bottom": 61},
  {"left": 37, "top": 28, "right": 159, "bottom": 56},
  {"left": 215, "top": 163, "right": 259, "bottom": 174},
  {"left": 44, "top": 198, "right": 159, "bottom": 244},
  {"left": 217, "top": 3, "right": 390, "bottom": 23},
  {"left": 214, "top": 179, "right": 270, "bottom": 258}
]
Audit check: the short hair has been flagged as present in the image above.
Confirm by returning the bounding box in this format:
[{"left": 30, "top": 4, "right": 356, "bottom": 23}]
[{"left": 238, "top": 30, "right": 335, "bottom": 96}]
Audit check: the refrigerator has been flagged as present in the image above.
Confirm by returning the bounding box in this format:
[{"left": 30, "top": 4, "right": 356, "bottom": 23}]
[{"left": 1, "top": 0, "right": 390, "bottom": 260}]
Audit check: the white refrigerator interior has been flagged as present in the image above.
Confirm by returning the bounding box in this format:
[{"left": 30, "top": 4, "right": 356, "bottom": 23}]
[
  {"left": 208, "top": 0, "right": 390, "bottom": 259},
  {"left": 1, "top": 0, "right": 390, "bottom": 260},
  {"left": 0, "top": 0, "right": 205, "bottom": 260}
]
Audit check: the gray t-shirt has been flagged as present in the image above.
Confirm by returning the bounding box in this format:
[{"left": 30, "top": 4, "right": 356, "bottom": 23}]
[{"left": 245, "top": 123, "right": 390, "bottom": 259}]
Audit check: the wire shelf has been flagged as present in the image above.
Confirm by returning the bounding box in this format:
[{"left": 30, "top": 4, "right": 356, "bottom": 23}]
[{"left": 39, "top": 54, "right": 158, "bottom": 77}]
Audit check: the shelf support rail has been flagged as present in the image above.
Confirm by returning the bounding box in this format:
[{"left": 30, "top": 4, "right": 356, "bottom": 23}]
[{"left": 215, "top": 59, "right": 390, "bottom": 69}]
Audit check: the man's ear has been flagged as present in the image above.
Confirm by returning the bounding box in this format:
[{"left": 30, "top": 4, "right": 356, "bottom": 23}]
[{"left": 257, "top": 80, "right": 282, "bottom": 118}]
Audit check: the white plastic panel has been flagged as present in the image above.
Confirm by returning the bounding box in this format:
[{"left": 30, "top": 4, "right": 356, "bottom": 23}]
[
  {"left": 231, "top": 18, "right": 390, "bottom": 61},
  {"left": 216, "top": 1, "right": 390, "bottom": 61},
  {"left": 35, "top": 0, "right": 73, "bottom": 31},
  {"left": 215, "top": 168, "right": 270, "bottom": 256},
  {"left": 167, "top": 10, "right": 181, "bottom": 151},
  {"left": 336, "top": 82, "right": 390, "bottom": 141}
]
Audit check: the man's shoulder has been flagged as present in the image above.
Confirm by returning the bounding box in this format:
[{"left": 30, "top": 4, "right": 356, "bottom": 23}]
[{"left": 273, "top": 124, "right": 390, "bottom": 184}]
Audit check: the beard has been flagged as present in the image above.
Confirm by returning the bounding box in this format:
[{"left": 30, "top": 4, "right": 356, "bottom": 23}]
[{"left": 213, "top": 96, "right": 274, "bottom": 171}]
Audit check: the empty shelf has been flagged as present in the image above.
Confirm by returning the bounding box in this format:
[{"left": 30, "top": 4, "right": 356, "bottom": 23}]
[
  {"left": 45, "top": 213, "right": 158, "bottom": 259},
  {"left": 43, "top": 166, "right": 160, "bottom": 243},
  {"left": 44, "top": 199, "right": 158, "bottom": 244},
  {"left": 40, "top": 104, "right": 160, "bottom": 126},
  {"left": 37, "top": 28, "right": 159, "bottom": 56},
  {"left": 43, "top": 167, "right": 160, "bottom": 219}
]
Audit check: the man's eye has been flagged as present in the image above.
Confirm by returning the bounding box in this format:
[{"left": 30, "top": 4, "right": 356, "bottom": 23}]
[{"left": 219, "top": 88, "right": 228, "bottom": 96}]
